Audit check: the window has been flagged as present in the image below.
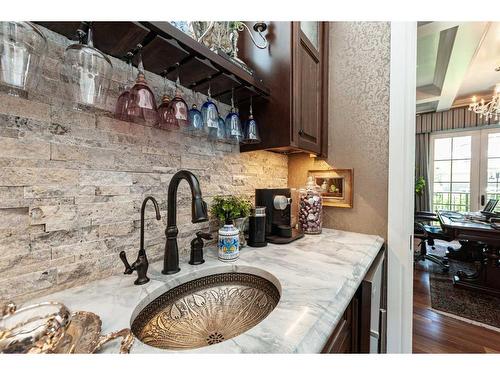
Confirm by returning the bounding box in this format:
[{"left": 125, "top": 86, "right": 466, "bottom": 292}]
[
  {"left": 430, "top": 128, "right": 500, "bottom": 213},
  {"left": 431, "top": 135, "right": 472, "bottom": 212}
]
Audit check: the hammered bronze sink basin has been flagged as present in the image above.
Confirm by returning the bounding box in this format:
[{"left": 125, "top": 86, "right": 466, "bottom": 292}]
[{"left": 131, "top": 272, "right": 280, "bottom": 350}]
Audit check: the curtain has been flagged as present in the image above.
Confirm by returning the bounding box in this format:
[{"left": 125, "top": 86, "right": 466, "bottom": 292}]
[{"left": 415, "top": 133, "right": 431, "bottom": 212}]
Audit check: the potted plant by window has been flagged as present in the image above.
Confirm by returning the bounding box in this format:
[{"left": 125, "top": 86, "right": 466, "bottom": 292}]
[{"left": 210, "top": 195, "right": 251, "bottom": 262}]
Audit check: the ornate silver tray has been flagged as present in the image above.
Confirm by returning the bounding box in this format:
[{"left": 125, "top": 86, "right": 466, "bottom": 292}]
[
  {"left": 0, "top": 301, "right": 70, "bottom": 353},
  {"left": 53, "top": 311, "right": 134, "bottom": 354},
  {"left": 0, "top": 302, "right": 134, "bottom": 354}
]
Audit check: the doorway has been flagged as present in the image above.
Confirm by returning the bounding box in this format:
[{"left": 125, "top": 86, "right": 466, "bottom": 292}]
[{"left": 413, "top": 21, "right": 500, "bottom": 353}]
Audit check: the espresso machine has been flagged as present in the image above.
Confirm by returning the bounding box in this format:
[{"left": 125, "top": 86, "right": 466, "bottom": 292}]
[{"left": 255, "top": 188, "right": 304, "bottom": 244}]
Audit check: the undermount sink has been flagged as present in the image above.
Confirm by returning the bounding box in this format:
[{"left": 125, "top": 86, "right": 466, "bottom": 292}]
[{"left": 131, "top": 272, "right": 281, "bottom": 350}]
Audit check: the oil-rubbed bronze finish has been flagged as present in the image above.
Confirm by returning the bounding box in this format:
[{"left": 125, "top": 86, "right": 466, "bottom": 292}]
[
  {"left": 188, "top": 231, "right": 212, "bottom": 265},
  {"left": 163, "top": 170, "right": 209, "bottom": 275},
  {"left": 119, "top": 196, "right": 162, "bottom": 285},
  {"left": 131, "top": 273, "right": 280, "bottom": 350}
]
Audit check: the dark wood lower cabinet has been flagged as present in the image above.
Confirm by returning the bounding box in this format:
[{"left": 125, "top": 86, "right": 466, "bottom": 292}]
[
  {"left": 321, "top": 245, "right": 387, "bottom": 353},
  {"left": 321, "top": 293, "right": 359, "bottom": 353}
]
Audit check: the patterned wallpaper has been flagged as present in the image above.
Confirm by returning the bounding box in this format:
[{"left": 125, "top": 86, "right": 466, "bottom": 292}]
[{"left": 289, "top": 22, "right": 391, "bottom": 239}]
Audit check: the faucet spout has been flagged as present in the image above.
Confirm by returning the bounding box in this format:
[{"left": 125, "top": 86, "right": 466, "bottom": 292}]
[
  {"left": 163, "top": 170, "right": 208, "bottom": 275},
  {"left": 140, "top": 196, "right": 161, "bottom": 252}
]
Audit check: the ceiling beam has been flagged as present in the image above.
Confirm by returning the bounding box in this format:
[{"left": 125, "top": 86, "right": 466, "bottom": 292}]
[
  {"left": 416, "top": 25, "right": 457, "bottom": 105},
  {"left": 436, "top": 22, "right": 489, "bottom": 112},
  {"left": 433, "top": 26, "right": 457, "bottom": 90},
  {"left": 417, "top": 22, "right": 463, "bottom": 38},
  {"left": 416, "top": 91, "right": 440, "bottom": 103}
]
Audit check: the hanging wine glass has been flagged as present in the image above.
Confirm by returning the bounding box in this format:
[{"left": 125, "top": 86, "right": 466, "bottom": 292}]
[
  {"left": 61, "top": 22, "right": 112, "bottom": 110},
  {"left": 242, "top": 96, "right": 261, "bottom": 144},
  {"left": 188, "top": 91, "right": 204, "bottom": 134},
  {"left": 208, "top": 98, "right": 226, "bottom": 141},
  {"left": 157, "top": 74, "right": 178, "bottom": 130},
  {"left": 126, "top": 45, "right": 159, "bottom": 126},
  {"left": 225, "top": 88, "right": 243, "bottom": 144},
  {"left": 0, "top": 22, "right": 47, "bottom": 98},
  {"left": 114, "top": 52, "right": 134, "bottom": 121},
  {"left": 168, "top": 63, "right": 189, "bottom": 131},
  {"left": 201, "top": 83, "right": 219, "bottom": 136}
]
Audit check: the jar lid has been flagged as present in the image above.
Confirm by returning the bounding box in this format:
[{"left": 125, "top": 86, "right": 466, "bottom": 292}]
[
  {"left": 306, "top": 176, "right": 315, "bottom": 189},
  {"left": 252, "top": 206, "right": 266, "bottom": 216}
]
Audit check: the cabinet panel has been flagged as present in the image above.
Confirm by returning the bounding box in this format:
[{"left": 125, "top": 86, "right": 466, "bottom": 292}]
[
  {"left": 239, "top": 21, "right": 328, "bottom": 155},
  {"left": 321, "top": 295, "right": 358, "bottom": 353},
  {"left": 238, "top": 22, "right": 293, "bottom": 152},
  {"left": 321, "top": 245, "right": 386, "bottom": 354},
  {"left": 300, "top": 22, "right": 319, "bottom": 50},
  {"left": 293, "top": 22, "right": 325, "bottom": 154}
]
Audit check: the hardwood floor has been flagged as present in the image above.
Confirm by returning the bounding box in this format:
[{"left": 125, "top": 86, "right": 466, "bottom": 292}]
[{"left": 413, "top": 261, "right": 500, "bottom": 353}]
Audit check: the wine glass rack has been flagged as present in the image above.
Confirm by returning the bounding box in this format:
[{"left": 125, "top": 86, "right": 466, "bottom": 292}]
[{"left": 35, "top": 21, "right": 270, "bottom": 106}]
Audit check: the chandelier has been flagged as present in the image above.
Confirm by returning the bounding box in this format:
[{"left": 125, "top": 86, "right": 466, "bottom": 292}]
[{"left": 468, "top": 83, "right": 500, "bottom": 122}]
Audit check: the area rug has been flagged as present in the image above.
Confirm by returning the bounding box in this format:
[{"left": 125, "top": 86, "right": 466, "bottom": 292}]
[{"left": 426, "top": 240, "right": 500, "bottom": 329}]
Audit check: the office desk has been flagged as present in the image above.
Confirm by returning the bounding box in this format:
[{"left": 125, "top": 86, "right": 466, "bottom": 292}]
[{"left": 438, "top": 211, "right": 500, "bottom": 297}]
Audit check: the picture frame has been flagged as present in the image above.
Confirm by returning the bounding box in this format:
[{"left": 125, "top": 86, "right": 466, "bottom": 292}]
[{"left": 307, "top": 169, "right": 354, "bottom": 208}]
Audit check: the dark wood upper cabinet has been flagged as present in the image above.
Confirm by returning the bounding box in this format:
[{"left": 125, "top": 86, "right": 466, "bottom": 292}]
[{"left": 239, "top": 22, "right": 329, "bottom": 156}]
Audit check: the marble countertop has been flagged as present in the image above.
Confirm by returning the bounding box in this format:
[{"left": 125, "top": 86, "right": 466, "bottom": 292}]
[{"left": 30, "top": 228, "right": 383, "bottom": 353}]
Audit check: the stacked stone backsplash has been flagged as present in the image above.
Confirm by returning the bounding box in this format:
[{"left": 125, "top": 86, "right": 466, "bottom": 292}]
[{"left": 0, "top": 26, "right": 288, "bottom": 303}]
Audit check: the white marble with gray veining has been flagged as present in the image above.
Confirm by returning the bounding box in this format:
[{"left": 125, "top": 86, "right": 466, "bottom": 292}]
[{"left": 29, "top": 228, "right": 383, "bottom": 353}]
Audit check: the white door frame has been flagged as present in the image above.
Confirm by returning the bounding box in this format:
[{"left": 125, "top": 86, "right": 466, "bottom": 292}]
[
  {"left": 480, "top": 127, "right": 500, "bottom": 208},
  {"left": 387, "top": 22, "right": 416, "bottom": 353}
]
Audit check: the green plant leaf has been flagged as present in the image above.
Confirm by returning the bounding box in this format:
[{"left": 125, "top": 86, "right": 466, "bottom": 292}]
[{"left": 210, "top": 195, "right": 252, "bottom": 223}]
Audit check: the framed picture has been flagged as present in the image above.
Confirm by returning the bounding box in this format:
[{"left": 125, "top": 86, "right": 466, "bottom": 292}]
[{"left": 308, "top": 169, "right": 353, "bottom": 208}]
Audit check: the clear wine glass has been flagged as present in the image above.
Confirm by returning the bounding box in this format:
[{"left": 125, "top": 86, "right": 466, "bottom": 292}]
[
  {"left": 0, "top": 22, "right": 47, "bottom": 97},
  {"left": 61, "top": 22, "right": 112, "bottom": 110}
]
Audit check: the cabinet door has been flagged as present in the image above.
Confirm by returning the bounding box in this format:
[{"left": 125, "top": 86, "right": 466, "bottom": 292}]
[
  {"left": 293, "top": 22, "right": 326, "bottom": 154},
  {"left": 321, "top": 294, "right": 359, "bottom": 353}
]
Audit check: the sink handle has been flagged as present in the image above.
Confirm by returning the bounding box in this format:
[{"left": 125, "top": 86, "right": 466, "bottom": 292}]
[
  {"left": 196, "top": 231, "right": 213, "bottom": 241},
  {"left": 119, "top": 251, "right": 134, "bottom": 274},
  {"left": 189, "top": 231, "right": 212, "bottom": 265}
]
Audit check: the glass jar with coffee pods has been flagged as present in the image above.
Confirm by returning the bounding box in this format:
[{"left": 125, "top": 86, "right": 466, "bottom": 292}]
[{"left": 298, "top": 176, "right": 322, "bottom": 234}]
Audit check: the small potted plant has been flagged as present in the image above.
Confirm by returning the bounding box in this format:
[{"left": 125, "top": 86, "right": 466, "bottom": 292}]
[{"left": 210, "top": 195, "right": 252, "bottom": 262}]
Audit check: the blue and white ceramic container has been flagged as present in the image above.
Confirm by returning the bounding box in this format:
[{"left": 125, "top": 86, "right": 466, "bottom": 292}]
[{"left": 218, "top": 224, "right": 240, "bottom": 262}]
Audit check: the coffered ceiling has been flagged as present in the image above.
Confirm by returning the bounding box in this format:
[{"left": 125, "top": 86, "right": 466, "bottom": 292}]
[{"left": 416, "top": 21, "right": 500, "bottom": 113}]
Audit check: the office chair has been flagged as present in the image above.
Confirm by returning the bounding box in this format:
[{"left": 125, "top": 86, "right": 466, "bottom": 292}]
[{"left": 414, "top": 211, "right": 450, "bottom": 272}]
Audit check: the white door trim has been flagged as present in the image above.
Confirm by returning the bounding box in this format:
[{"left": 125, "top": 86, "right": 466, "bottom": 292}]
[
  {"left": 387, "top": 21, "right": 416, "bottom": 353},
  {"left": 479, "top": 128, "right": 500, "bottom": 208}
]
